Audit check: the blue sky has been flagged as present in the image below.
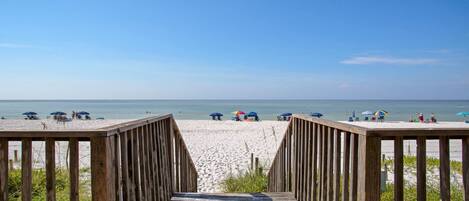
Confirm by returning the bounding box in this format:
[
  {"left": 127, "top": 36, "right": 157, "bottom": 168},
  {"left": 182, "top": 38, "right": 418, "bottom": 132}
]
[{"left": 1, "top": 0, "right": 468, "bottom": 99}]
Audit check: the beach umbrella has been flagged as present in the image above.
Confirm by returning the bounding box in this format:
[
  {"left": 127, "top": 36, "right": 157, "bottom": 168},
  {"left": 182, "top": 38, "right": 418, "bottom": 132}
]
[
  {"left": 362, "top": 111, "right": 374, "bottom": 116},
  {"left": 232, "top": 111, "right": 245, "bottom": 115},
  {"left": 22, "top": 112, "right": 37, "bottom": 116},
  {"left": 77, "top": 111, "right": 90, "bottom": 115},
  {"left": 209, "top": 112, "right": 223, "bottom": 117},
  {"left": 457, "top": 112, "right": 469, "bottom": 117},
  {"left": 374, "top": 110, "right": 389, "bottom": 116},
  {"left": 247, "top": 112, "right": 258, "bottom": 117},
  {"left": 50, "top": 111, "right": 67, "bottom": 116},
  {"left": 311, "top": 112, "right": 323, "bottom": 118},
  {"left": 280, "top": 113, "right": 292, "bottom": 117}
]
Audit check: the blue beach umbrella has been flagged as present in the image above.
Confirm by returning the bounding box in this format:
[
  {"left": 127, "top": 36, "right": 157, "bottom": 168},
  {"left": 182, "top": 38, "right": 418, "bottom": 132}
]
[
  {"left": 209, "top": 112, "right": 223, "bottom": 117},
  {"left": 247, "top": 112, "right": 258, "bottom": 117},
  {"left": 311, "top": 112, "right": 323, "bottom": 118},
  {"left": 457, "top": 112, "right": 469, "bottom": 117},
  {"left": 22, "top": 112, "right": 37, "bottom": 116},
  {"left": 280, "top": 113, "right": 292, "bottom": 117},
  {"left": 361, "top": 111, "right": 374, "bottom": 116},
  {"left": 50, "top": 111, "right": 67, "bottom": 116},
  {"left": 77, "top": 111, "right": 90, "bottom": 115}
]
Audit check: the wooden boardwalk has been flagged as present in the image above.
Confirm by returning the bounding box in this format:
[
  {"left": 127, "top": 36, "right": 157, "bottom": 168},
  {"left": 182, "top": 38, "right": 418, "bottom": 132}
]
[{"left": 171, "top": 192, "right": 296, "bottom": 201}]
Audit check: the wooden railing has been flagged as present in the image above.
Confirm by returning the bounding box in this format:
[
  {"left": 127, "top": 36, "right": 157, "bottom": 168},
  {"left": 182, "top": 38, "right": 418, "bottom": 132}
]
[
  {"left": 268, "top": 114, "right": 469, "bottom": 201},
  {"left": 0, "top": 114, "right": 197, "bottom": 201}
]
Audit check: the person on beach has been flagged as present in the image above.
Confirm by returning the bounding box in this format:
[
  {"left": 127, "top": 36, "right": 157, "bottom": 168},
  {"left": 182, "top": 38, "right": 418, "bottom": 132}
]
[
  {"left": 431, "top": 113, "right": 437, "bottom": 123},
  {"left": 418, "top": 113, "right": 424, "bottom": 123}
]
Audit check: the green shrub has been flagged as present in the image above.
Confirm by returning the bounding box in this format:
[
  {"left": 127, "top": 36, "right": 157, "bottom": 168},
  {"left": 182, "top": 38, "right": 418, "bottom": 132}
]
[
  {"left": 381, "top": 183, "right": 463, "bottom": 201},
  {"left": 222, "top": 169, "right": 268, "bottom": 193},
  {"left": 8, "top": 168, "right": 91, "bottom": 201}
]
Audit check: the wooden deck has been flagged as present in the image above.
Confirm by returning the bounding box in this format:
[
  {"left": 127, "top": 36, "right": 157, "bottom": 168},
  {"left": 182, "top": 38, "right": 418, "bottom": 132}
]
[{"left": 171, "top": 192, "right": 296, "bottom": 201}]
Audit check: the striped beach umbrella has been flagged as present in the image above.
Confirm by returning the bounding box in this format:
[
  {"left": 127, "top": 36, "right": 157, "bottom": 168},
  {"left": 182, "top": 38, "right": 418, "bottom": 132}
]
[
  {"left": 374, "top": 110, "right": 389, "bottom": 116},
  {"left": 232, "top": 111, "right": 245, "bottom": 115}
]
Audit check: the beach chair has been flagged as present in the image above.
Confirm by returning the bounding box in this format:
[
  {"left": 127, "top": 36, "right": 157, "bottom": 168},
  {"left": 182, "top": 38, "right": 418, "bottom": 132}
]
[{"left": 348, "top": 117, "right": 353, "bottom": 122}]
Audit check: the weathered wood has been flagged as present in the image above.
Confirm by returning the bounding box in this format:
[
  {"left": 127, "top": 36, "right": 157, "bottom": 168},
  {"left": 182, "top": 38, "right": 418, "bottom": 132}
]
[
  {"left": 299, "top": 119, "right": 305, "bottom": 200},
  {"left": 305, "top": 122, "right": 312, "bottom": 201},
  {"left": 416, "top": 136, "right": 426, "bottom": 201},
  {"left": 132, "top": 128, "right": 142, "bottom": 200},
  {"left": 112, "top": 135, "right": 121, "bottom": 201},
  {"left": 0, "top": 115, "right": 197, "bottom": 201},
  {"left": 171, "top": 192, "right": 297, "bottom": 201},
  {"left": 327, "top": 127, "right": 334, "bottom": 201},
  {"left": 311, "top": 123, "right": 318, "bottom": 201},
  {"left": 91, "top": 137, "right": 116, "bottom": 201},
  {"left": 155, "top": 122, "right": 165, "bottom": 200},
  {"left": 69, "top": 138, "right": 79, "bottom": 201},
  {"left": 342, "top": 132, "right": 350, "bottom": 201},
  {"left": 145, "top": 125, "right": 155, "bottom": 201},
  {"left": 120, "top": 131, "right": 131, "bottom": 200},
  {"left": 0, "top": 139, "right": 8, "bottom": 201},
  {"left": 293, "top": 118, "right": 298, "bottom": 198},
  {"left": 463, "top": 136, "right": 469, "bottom": 201},
  {"left": 22, "top": 138, "right": 32, "bottom": 201},
  {"left": 293, "top": 115, "right": 368, "bottom": 136},
  {"left": 138, "top": 127, "right": 148, "bottom": 201},
  {"left": 439, "top": 136, "right": 450, "bottom": 201},
  {"left": 333, "top": 129, "right": 341, "bottom": 201},
  {"left": 286, "top": 124, "right": 291, "bottom": 192},
  {"left": 317, "top": 125, "right": 324, "bottom": 200},
  {"left": 394, "top": 136, "right": 404, "bottom": 201},
  {"left": 268, "top": 115, "right": 469, "bottom": 201},
  {"left": 45, "top": 139, "right": 56, "bottom": 201},
  {"left": 357, "top": 135, "right": 381, "bottom": 201},
  {"left": 174, "top": 131, "right": 180, "bottom": 192},
  {"left": 349, "top": 134, "right": 358, "bottom": 201}
]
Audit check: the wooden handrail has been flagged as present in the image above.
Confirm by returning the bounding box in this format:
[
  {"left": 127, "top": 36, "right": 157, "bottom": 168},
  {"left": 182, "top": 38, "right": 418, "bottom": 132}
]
[
  {"left": 268, "top": 115, "right": 469, "bottom": 201},
  {"left": 0, "top": 114, "right": 197, "bottom": 201}
]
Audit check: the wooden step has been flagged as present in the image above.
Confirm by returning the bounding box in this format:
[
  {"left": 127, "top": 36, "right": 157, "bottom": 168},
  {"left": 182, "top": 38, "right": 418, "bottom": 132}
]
[{"left": 171, "top": 192, "right": 296, "bottom": 201}]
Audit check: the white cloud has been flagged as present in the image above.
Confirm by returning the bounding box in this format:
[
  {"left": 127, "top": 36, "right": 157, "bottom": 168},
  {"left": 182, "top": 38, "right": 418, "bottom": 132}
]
[
  {"left": 0, "top": 43, "right": 32, "bottom": 48},
  {"left": 341, "top": 56, "right": 438, "bottom": 65}
]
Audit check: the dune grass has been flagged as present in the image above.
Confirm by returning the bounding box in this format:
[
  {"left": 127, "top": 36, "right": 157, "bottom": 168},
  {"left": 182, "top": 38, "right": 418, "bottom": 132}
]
[
  {"left": 381, "top": 184, "right": 464, "bottom": 201},
  {"left": 222, "top": 168, "right": 268, "bottom": 193},
  {"left": 8, "top": 168, "right": 91, "bottom": 201}
]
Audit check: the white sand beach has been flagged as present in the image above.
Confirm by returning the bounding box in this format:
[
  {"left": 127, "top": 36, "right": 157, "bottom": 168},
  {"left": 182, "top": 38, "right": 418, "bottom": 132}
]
[{"left": 176, "top": 120, "right": 289, "bottom": 192}]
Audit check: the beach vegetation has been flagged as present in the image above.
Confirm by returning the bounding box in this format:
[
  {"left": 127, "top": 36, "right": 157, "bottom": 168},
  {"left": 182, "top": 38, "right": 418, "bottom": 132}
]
[
  {"left": 221, "top": 168, "right": 268, "bottom": 193},
  {"left": 381, "top": 183, "right": 463, "bottom": 201},
  {"left": 8, "top": 168, "right": 91, "bottom": 201}
]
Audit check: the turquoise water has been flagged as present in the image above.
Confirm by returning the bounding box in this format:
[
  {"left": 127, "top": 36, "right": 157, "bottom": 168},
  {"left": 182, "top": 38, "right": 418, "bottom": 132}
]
[{"left": 0, "top": 100, "right": 468, "bottom": 121}]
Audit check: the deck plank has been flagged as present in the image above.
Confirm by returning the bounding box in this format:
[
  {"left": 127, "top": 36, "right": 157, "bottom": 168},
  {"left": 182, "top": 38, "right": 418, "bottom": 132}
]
[{"left": 171, "top": 192, "right": 297, "bottom": 201}]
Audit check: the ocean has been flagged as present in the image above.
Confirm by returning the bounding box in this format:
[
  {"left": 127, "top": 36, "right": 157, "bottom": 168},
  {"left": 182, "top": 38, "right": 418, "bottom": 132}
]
[{"left": 0, "top": 100, "right": 468, "bottom": 121}]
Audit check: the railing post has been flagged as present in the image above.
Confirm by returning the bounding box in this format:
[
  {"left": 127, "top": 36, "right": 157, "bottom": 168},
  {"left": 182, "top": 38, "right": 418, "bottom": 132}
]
[
  {"left": 0, "top": 139, "right": 7, "bottom": 201},
  {"left": 462, "top": 136, "right": 469, "bottom": 201},
  {"left": 357, "top": 135, "right": 381, "bottom": 201},
  {"left": 91, "top": 136, "right": 116, "bottom": 201},
  {"left": 22, "top": 138, "right": 32, "bottom": 201}
]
